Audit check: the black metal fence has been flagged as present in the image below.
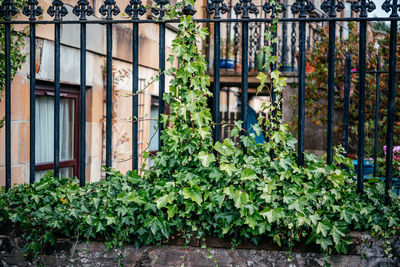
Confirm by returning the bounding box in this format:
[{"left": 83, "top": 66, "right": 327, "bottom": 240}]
[{"left": 0, "top": 0, "right": 399, "bottom": 204}]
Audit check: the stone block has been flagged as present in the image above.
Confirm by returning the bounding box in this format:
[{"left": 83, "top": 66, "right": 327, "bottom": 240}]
[
  {"left": 0, "top": 165, "right": 26, "bottom": 188},
  {"left": 10, "top": 75, "right": 30, "bottom": 121},
  {"left": 18, "top": 122, "right": 30, "bottom": 164},
  {"left": 1, "top": 235, "right": 399, "bottom": 267}
]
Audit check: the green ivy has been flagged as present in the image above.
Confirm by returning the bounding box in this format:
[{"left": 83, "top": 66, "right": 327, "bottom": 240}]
[
  {"left": 0, "top": 0, "right": 27, "bottom": 128},
  {"left": 1, "top": 1, "right": 400, "bottom": 265}
]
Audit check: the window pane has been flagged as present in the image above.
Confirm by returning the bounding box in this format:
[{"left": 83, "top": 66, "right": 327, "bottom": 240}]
[
  {"left": 148, "top": 104, "right": 159, "bottom": 152},
  {"left": 35, "top": 96, "right": 75, "bottom": 163},
  {"left": 35, "top": 167, "right": 74, "bottom": 182}
]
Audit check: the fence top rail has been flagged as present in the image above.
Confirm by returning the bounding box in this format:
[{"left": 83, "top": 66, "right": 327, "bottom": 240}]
[
  {"left": 1, "top": 0, "right": 400, "bottom": 23},
  {"left": 1, "top": 16, "right": 400, "bottom": 24}
]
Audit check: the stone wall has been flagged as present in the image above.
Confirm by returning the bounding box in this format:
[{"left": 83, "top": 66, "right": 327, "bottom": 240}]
[{"left": 1, "top": 233, "right": 399, "bottom": 267}]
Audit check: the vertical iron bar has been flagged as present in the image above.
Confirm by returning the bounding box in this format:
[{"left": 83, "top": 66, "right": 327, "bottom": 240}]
[
  {"left": 356, "top": 20, "right": 367, "bottom": 193},
  {"left": 385, "top": 19, "right": 398, "bottom": 205},
  {"left": 280, "top": 7, "right": 289, "bottom": 71},
  {"left": 79, "top": 22, "right": 87, "bottom": 186},
  {"left": 327, "top": 20, "right": 336, "bottom": 164},
  {"left": 271, "top": 28, "right": 277, "bottom": 119},
  {"left": 241, "top": 21, "right": 249, "bottom": 135},
  {"left": 225, "top": 0, "right": 232, "bottom": 69},
  {"left": 54, "top": 22, "right": 61, "bottom": 178},
  {"left": 373, "top": 57, "right": 381, "bottom": 178},
  {"left": 291, "top": 22, "right": 296, "bottom": 72},
  {"left": 5, "top": 22, "right": 11, "bottom": 190},
  {"left": 205, "top": 12, "right": 210, "bottom": 70},
  {"left": 105, "top": 23, "right": 112, "bottom": 172},
  {"left": 158, "top": 22, "right": 165, "bottom": 148},
  {"left": 29, "top": 23, "right": 36, "bottom": 184},
  {"left": 307, "top": 23, "right": 311, "bottom": 50},
  {"left": 342, "top": 55, "right": 351, "bottom": 156},
  {"left": 227, "top": 87, "right": 230, "bottom": 116},
  {"left": 234, "top": 14, "right": 239, "bottom": 72},
  {"left": 132, "top": 21, "right": 139, "bottom": 170},
  {"left": 213, "top": 21, "right": 221, "bottom": 142},
  {"left": 297, "top": 20, "right": 306, "bottom": 166}
]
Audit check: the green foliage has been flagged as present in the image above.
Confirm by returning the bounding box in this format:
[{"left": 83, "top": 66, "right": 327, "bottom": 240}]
[
  {"left": 305, "top": 22, "right": 400, "bottom": 157},
  {"left": 0, "top": 0, "right": 27, "bottom": 125},
  {"left": 1, "top": 143, "right": 400, "bottom": 263},
  {"left": 1, "top": 2, "right": 400, "bottom": 265}
]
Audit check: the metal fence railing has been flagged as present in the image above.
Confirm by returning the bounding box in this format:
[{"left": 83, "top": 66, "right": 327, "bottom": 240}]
[{"left": 0, "top": 0, "right": 399, "bottom": 204}]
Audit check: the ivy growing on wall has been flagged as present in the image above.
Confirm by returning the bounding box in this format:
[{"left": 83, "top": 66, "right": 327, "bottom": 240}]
[{"left": 0, "top": 0, "right": 27, "bottom": 128}]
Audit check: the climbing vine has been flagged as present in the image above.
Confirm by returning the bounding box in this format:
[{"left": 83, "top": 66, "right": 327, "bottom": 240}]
[
  {"left": 0, "top": 1, "right": 400, "bottom": 266},
  {"left": 0, "top": 0, "right": 27, "bottom": 127}
]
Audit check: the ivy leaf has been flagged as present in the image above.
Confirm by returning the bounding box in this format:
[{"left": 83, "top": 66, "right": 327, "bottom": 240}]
[
  {"left": 241, "top": 168, "right": 258, "bottom": 181},
  {"left": 198, "top": 151, "right": 215, "bottom": 167},
  {"left": 144, "top": 217, "right": 160, "bottom": 235},
  {"left": 50, "top": 220, "right": 61, "bottom": 229},
  {"left": 220, "top": 163, "right": 236, "bottom": 176},
  {"left": 260, "top": 207, "right": 274, "bottom": 223},
  {"left": 93, "top": 198, "right": 101, "bottom": 209},
  {"left": 96, "top": 222, "right": 105, "bottom": 233},
  {"left": 9, "top": 213, "right": 20, "bottom": 223},
  {"left": 155, "top": 194, "right": 175, "bottom": 209},
  {"left": 245, "top": 215, "right": 257, "bottom": 229},
  {"left": 167, "top": 204, "right": 178, "bottom": 220},
  {"left": 316, "top": 220, "right": 332, "bottom": 237},
  {"left": 182, "top": 187, "right": 203, "bottom": 205},
  {"left": 214, "top": 140, "right": 235, "bottom": 157},
  {"left": 260, "top": 207, "right": 282, "bottom": 223},
  {"left": 106, "top": 216, "right": 116, "bottom": 226},
  {"left": 198, "top": 127, "right": 209, "bottom": 139},
  {"left": 340, "top": 209, "right": 353, "bottom": 224},
  {"left": 233, "top": 190, "right": 249, "bottom": 208},
  {"left": 316, "top": 237, "right": 333, "bottom": 251},
  {"left": 35, "top": 182, "right": 49, "bottom": 191},
  {"left": 223, "top": 186, "right": 235, "bottom": 198},
  {"left": 69, "top": 209, "right": 79, "bottom": 218},
  {"left": 331, "top": 226, "right": 345, "bottom": 245}
]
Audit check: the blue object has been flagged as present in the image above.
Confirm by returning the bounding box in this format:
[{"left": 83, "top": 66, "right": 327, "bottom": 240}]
[
  {"left": 220, "top": 58, "right": 226, "bottom": 68},
  {"left": 247, "top": 105, "right": 265, "bottom": 144},
  {"left": 353, "top": 159, "right": 400, "bottom": 195},
  {"left": 225, "top": 59, "right": 234, "bottom": 69},
  {"left": 352, "top": 159, "right": 374, "bottom": 176}
]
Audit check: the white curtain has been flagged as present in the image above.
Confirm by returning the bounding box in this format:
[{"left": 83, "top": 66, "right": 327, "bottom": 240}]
[{"left": 35, "top": 96, "right": 75, "bottom": 181}]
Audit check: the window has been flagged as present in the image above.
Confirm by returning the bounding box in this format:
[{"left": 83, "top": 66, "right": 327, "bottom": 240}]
[
  {"left": 147, "top": 96, "right": 160, "bottom": 168},
  {"left": 35, "top": 82, "right": 80, "bottom": 182}
]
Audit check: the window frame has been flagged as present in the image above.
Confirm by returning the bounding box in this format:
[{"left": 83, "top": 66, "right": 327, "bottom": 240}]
[
  {"left": 148, "top": 95, "right": 170, "bottom": 157},
  {"left": 34, "top": 81, "right": 81, "bottom": 179}
]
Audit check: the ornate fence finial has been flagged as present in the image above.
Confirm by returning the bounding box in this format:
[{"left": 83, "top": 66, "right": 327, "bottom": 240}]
[
  {"left": 291, "top": 0, "right": 314, "bottom": 18},
  {"left": 47, "top": 0, "right": 68, "bottom": 21},
  {"left": 73, "top": 0, "right": 94, "bottom": 20},
  {"left": 125, "top": 0, "right": 146, "bottom": 19},
  {"left": 382, "top": 0, "right": 400, "bottom": 17},
  {"left": 99, "top": 0, "right": 120, "bottom": 20},
  {"left": 183, "top": 1, "right": 197, "bottom": 16},
  {"left": 263, "top": 0, "right": 286, "bottom": 19},
  {"left": 0, "top": 0, "right": 18, "bottom": 21},
  {"left": 351, "top": 0, "right": 375, "bottom": 17},
  {"left": 151, "top": 0, "right": 169, "bottom": 19},
  {"left": 321, "top": 0, "right": 344, "bottom": 17},
  {"left": 234, "top": 0, "right": 258, "bottom": 18},
  {"left": 206, "top": 0, "right": 228, "bottom": 19},
  {"left": 22, "top": 0, "right": 43, "bottom": 21}
]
